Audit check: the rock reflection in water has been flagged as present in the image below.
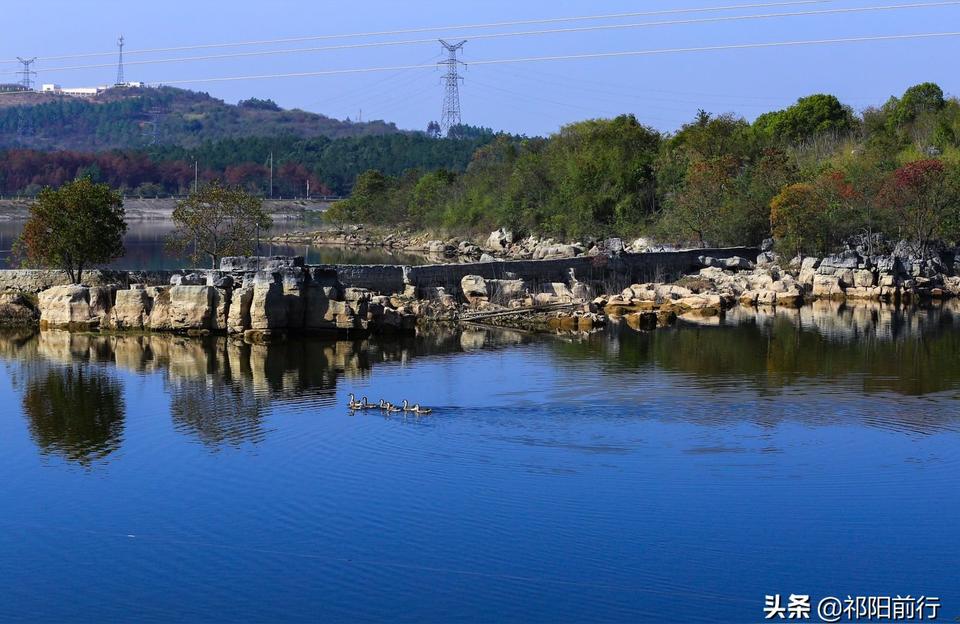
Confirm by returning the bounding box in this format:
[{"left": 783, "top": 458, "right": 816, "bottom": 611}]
[
  {"left": 560, "top": 300, "right": 960, "bottom": 401},
  {"left": 0, "top": 326, "right": 532, "bottom": 456}
]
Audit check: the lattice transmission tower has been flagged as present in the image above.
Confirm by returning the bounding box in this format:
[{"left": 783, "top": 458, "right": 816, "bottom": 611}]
[
  {"left": 116, "top": 35, "right": 125, "bottom": 85},
  {"left": 438, "top": 40, "right": 466, "bottom": 137},
  {"left": 16, "top": 57, "right": 37, "bottom": 90},
  {"left": 143, "top": 106, "right": 165, "bottom": 145}
]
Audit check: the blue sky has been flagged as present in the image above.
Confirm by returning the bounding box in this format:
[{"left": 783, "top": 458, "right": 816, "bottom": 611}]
[{"left": 2, "top": 0, "right": 957, "bottom": 135}]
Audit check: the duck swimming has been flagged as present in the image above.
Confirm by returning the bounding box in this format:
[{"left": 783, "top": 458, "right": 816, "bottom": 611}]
[
  {"left": 401, "top": 400, "right": 432, "bottom": 415},
  {"left": 347, "top": 393, "right": 362, "bottom": 410},
  {"left": 384, "top": 402, "right": 402, "bottom": 413}
]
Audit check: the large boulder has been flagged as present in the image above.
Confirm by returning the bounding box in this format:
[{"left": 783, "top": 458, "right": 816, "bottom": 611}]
[
  {"left": 250, "top": 282, "right": 288, "bottom": 330},
  {"left": 722, "top": 256, "right": 755, "bottom": 271},
  {"left": 853, "top": 269, "right": 876, "bottom": 289},
  {"left": 212, "top": 288, "right": 231, "bottom": 332},
  {"left": 812, "top": 274, "right": 845, "bottom": 298},
  {"left": 147, "top": 287, "right": 173, "bottom": 330},
  {"left": 486, "top": 279, "right": 528, "bottom": 303},
  {"left": 798, "top": 257, "right": 820, "bottom": 289},
  {"left": 38, "top": 285, "right": 97, "bottom": 329},
  {"left": 486, "top": 228, "right": 515, "bottom": 251},
  {"left": 820, "top": 250, "right": 861, "bottom": 270},
  {"left": 107, "top": 288, "right": 151, "bottom": 329},
  {"left": 461, "top": 275, "right": 488, "bottom": 305},
  {"left": 280, "top": 268, "right": 306, "bottom": 330},
  {"left": 0, "top": 290, "right": 39, "bottom": 326},
  {"left": 227, "top": 287, "right": 253, "bottom": 334},
  {"left": 167, "top": 285, "right": 215, "bottom": 330},
  {"left": 303, "top": 284, "right": 339, "bottom": 330}
]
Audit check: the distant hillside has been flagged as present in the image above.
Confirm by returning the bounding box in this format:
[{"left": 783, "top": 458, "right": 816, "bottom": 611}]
[{"left": 0, "top": 86, "right": 401, "bottom": 150}]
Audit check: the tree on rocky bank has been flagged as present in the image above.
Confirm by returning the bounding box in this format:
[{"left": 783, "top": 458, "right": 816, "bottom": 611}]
[
  {"left": 15, "top": 177, "right": 126, "bottom": 284},
  {"left": 879, "top": 159, "right": 960, "bottom": 258},
  {"left": 169, "top": 181, "right": 273, "bottom": 269}
]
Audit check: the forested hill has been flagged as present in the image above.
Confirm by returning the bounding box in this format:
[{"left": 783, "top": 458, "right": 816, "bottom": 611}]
[
  {"left": 0, "top": 86, "right": 401, "bottom": 150},
  {"left": 0, "top": 130, "right": 500, "bottom": 196}
]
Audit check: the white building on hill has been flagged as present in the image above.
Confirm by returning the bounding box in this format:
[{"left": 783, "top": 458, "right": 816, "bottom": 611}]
[{"left": 41, "top": 82, "right": 144, "bottom": 97}]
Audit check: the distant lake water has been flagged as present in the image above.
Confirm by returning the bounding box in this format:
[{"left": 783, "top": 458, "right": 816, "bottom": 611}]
[
  {"left": 0, "top": 219, "right": 435, "bottom": 269},
  {"left": 1, "top": 302, "right": 958, "bottom": 622}
]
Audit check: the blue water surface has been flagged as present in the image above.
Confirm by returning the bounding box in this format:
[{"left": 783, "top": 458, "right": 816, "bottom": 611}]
[{"left": 1, "top": 306, "right": 958, "bottom": 623}]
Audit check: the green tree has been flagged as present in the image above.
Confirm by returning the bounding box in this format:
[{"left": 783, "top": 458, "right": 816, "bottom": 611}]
[
  {"left": 770, "top": 183, "right": 824, "bottom": 257},
  {"left": 660, "top": 155, "right": 738, "bottom": 246},
  {"left": 169, "top": 181, "right": 272, "bottom": 268},
  {"left": 889, "top": 82, "right": 945, "bottom": 127},
  {"left": 408, "top": 169, "right": 455, "bottom": 227},
  {"left": 541, "top": 115, "right": 661, "bottom": 237},
  {"left": 754, "top": 94, "right": 854, "bottom": 144},
  {"left": 15, "top": 177, "right": 126, "bottom": 284},
  {"left": 670, "top": 110, "right": 755, "bottom": 160}
]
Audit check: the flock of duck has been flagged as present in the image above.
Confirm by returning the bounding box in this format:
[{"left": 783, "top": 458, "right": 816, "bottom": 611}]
[{"left": 347, "top": 393, "right": 433, "bottom": 415}]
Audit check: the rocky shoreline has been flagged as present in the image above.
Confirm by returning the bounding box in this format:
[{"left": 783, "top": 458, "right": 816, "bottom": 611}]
[
  {"left": 271, "top": 225, "right": 661, "bottom": 263},
  {"left": 3, "top": 238, "right": 960, "bottom": 339}
]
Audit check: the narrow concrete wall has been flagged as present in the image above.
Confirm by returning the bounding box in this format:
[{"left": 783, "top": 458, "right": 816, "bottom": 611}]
[
  {"left": 321, "top": 247, "right": 758, "bottom": 294},
  {"left": 315, "top": 264, "right": 406, "bottom": 293}
]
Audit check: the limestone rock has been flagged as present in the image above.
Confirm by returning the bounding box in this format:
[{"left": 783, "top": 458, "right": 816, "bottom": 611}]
[
  {"left": 212, "top": 288, "right": 231, "bottom": 332},
  {"left": 461, "top": 275, "right": 488, "bottom": 305},
  {"left": 167, "top": 285, "right": 215, "bottom": 330},
  {"left": 775, "top": 289, "right": 804, "bottom": 307},
  {"left": 107, "top": 288, "right": 151, "bottom": 329},
  {"left": 486, "top": 228, "right": 516, "bottom": 251},
  {"left": 38, "top": 285, "right": 97, "bottom": 329},
  {"left": 853, "top": 269, "right": 876, "bottom": 288},
  {"left": 227, "top": 287, "right": 253, "bottom": 334},
  {"left": 303, "top": 285, "right": 338, "bottom": 330},
  {"left": 147, "top": 288, "right": 173, "bottom": 330},
  {"left": 624, "top": 311, "right": 658, "bottom": 331},
  {"left": 486, "top": 279, "right": 528, "bottom": 302},
  {"left": 250, "top": 282, "right": 287, "bottom": 330},
  {"left": 0, "top": 290, "right": 39, "bottom": 325},
  {"left": 812, "top": 274, "right": 845, "bottom": 298},
  {"left": 723, "top": 256, "right": 755, "bottom": 271}
]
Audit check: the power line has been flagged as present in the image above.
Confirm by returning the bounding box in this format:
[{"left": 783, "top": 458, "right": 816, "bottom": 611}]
[
  {"left": 144, "top": 31, "right": 960, "bottom": 87},
  {"left": 0, "top": 1, "right": 828, "bottom": 64},
  {"left": 20, "top": 1, "right": 960, "bottom": 76}
]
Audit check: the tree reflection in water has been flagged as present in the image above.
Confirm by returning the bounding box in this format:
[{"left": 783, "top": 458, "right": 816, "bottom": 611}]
[
  {"left": 4, "top": 300, "right": 960, "bottom": 458},
  {"left": 21, "top": 364, "right": 125, "bottom": 466}
]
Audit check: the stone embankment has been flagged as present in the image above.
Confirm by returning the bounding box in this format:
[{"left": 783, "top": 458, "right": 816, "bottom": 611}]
[
  {"left": 5, "top": 232, "right": 960, "bottom": 336},
  {"left": 29, "top": 257, "right": 419, "bottom": 341}
]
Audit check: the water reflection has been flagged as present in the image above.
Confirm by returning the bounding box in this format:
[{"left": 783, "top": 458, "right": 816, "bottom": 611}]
[
  {"left": 20, "top": 364, "right": 125, "bottom": 466},
  {"left": 0, "top": 327, "right": 527, "bottom": 458},
  {"left": 564, "top": 299, "right": 960, "bottom": 399},
  {"left": 3, "top": 301, "right": 960, "bottom": 462}
]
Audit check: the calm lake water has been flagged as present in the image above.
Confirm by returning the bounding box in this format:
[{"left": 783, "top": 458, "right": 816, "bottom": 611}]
[
  {"left": 0, "top": 220, "right": 434, "bottom": 269},
  {"left": 1, "top": 302, "right": 959, "bottom": 622}
]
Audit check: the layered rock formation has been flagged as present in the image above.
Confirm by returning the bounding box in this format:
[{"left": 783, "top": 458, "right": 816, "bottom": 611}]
[{"left": 35, "top": 257, "right": 417, "bottom": 338}]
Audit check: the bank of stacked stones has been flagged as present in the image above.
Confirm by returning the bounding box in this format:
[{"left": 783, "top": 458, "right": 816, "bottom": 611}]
[
  {"left": 9, "top": 236, "right": 960, "bottom": 335},
  {"left": 34, "top": 256, "right": 418, "bottom": 339}
]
